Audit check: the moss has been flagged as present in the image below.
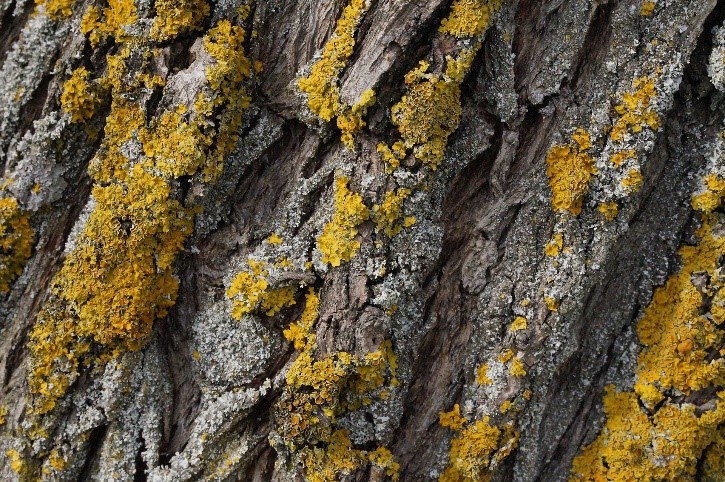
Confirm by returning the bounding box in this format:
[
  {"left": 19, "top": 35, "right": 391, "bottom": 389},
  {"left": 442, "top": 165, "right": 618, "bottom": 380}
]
[
  {"left": 317, "top": 176, "right": 370, "bottom": 267},
  {"left": 545, "top": 129, "right": 597, "bottom": 215},
  {"left": 598, "top": 201, "right": 619, "bottom": 221},
  {"left": 438, "top": 405, "right": 518, "bottom": 482},
  {"left": 0, "top": 197, "right": 34, "bottom": 293},
  {"left": 60, "top": 67, "right": 101, "bottom": 123},
  {"left": 150, "top": 0, "right": 210, "bottom": 41},
  {"left": 570, "top": 173, "right": 725, "bottom": 481},
  {"left": 275, "top": 290, "right": 400, "bottom": 482}
]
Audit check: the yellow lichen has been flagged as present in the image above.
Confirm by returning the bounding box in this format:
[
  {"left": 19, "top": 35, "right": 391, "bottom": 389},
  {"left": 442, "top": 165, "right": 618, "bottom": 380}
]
[
  {"left": 60, "top": 67, "right": 101, "bottom": 123},
  {"left": 545, "top": 233, "right": 564, "bottom": 257},
  {"left": 509, "top": 357, "right": 527, "bottom": 377},
  {"left": 499, "top": 400, "right": 513, "bottom": 414},
  {"left": 640, "top": 1, "right": 656, "bottom": 16},
  {"left": 545, "top": 296, "right": 560, "bottom": 311},
  {"left": 570, "top": 172, "right": 725, "bottom": 481},
  {"left": 227, "top": 260, "right": 297, "bottom": 319},
  {"left": 545, "top": 129, "right": 597, "bottom": 215},
  {"left": 439, "top": 0, "right": 503, "bottom": 38},
  {"left": 372, "top": 188, "right": 413, "bottom": 236},
  {"left": 691, "top": 174, "right": 725, "bottom": 213},
  {"left": 276, "top": 289, "right": 400, "bottom": 482},
  {"left": 598, "top": 201, "right": 619, "bottom": 221},
  {"left": 0, "top": 405, "right": 7, "bottom": 425},
  {"left": 298, "top": 0, "right": 374, "bottom": 148},
  {"left": 317, "top": 176, "right": 370, "bottom": 267},
  {"left": 267, "top": 233, "right": 283, "bottom": 244},
  {"left": 150, "top": 0, "right": 210, "bottom": 41},
  {"left": 610, "top": 76, "right": 660, "bottom": 143},
  {"left": 610, "top": 149, "right": 636, "bottom": 168},
  {"left": 438, "top": 406, "right": 518, "bottom": 482},
  {"left": 476, "top": 364, "right": 492, "bottom": 385},
  {"left": 80, "top": 1, "right": 139, "bottom": 47},
  {"left": 621, "top": 168, "right": 644, "bottom": 193},
  {"left": 509, "top": 316, "right": 527, "bottom": 332},
  {"left": 28, "top": 16, "right": 254, "bottom": 420},
  {"left": 6, "top": 448, "right": 25, "bottom": 475},
  {"left": 0, "top": 197, "right": 34, "bottom": 293},
  {"left": 35, "top": 0, "right": 74, "bottom": 19}
]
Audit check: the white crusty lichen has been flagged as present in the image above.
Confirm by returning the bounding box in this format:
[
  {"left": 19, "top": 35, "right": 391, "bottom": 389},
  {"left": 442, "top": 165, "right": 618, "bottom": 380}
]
[{"left": 709, "top": 24, "right": 725, "bottom": 91}]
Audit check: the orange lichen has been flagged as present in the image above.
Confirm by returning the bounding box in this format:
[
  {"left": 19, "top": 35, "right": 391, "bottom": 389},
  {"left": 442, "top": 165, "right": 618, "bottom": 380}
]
[
  {"left": 0, "top": 197, "right": 34, "bottom": 293},
  {"left": 610, "top": 76, "right": 660, "bottom": 142},
  {"left": 545, "top": 129, "right": 597, "bottom": 215},
  {"left": 570, "top": 172, "right": 725, "bottom": 481},
  {"left": 438, "top": 405, "right": 518, "bottom": 482},
  {"left": 60, "top": 67, "right": 101, "bottom": 123},
  {"left": 598, "top": 201, "right": 619, "bottom": 221},
  {"left": 317, "top": 176, "right": 370, "bottom": 267}
]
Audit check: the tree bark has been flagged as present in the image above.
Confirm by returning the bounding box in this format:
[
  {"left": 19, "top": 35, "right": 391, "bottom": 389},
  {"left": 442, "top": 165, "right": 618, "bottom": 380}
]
[{"left": 1, "top": 0, "right": 724, "bottom": 481}]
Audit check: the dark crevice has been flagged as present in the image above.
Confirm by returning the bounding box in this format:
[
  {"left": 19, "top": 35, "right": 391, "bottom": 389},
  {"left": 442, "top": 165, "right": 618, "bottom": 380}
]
[
  {"left": 78, "top": 424, "right": 109, "bottom": 482},
  {"left": 134, "top": 436, "right": 148, "bottom": 482},
  {"left": 565, "top": 0, "right": 616, "bottom": 93}
]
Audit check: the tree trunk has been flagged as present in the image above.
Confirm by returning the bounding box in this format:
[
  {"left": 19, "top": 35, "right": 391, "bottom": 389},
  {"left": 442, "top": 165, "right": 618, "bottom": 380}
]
[{"left": 1, "top": 0, "right": 725, "bottom": 480}]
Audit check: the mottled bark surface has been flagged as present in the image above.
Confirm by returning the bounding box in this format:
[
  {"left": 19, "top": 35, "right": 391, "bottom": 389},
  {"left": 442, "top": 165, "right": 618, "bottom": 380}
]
[{"left": 1, "top": 0, "right": 725, "bottom": 481}]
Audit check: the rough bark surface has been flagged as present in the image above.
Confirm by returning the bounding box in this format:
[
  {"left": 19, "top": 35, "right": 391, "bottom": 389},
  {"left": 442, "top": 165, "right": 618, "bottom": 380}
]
[{"left": 0, "top": 0, "right": 724, "bottom": 481}]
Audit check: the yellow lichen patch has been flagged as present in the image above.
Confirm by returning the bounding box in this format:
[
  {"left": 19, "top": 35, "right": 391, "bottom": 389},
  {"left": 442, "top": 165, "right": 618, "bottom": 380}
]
[
  {"left": 509, "top": 357, "right": 527, "bottom": 377},
  {"left": 610, "top": 76, "right": 660, "bottom": 142},
  {"left": 28, "top": 17, "right": 254, "bottom": 419},
  {"left": 0, "top": 197, "right": 34, "bottom": 293},
  {"left": 499, "top": 400, "right": 513, "bottom": 414},
  {"left": 621, "top": 168, "right": 644, "bottom": 193},
  {"left": 35, "top": 0, "right": 74, "bottom": 19},
  {"left": 438, "top": 407, "right": 518, "bottom": 482},
  {"left": 544, "top": 296, "right": 560, "bottom": 311},
  {"left": 276, "top": 289, "right": 400, "bottom": 482},
  {"left": 0, "top": 405, "right": 7, "bottom": 425},
  {"left": 691, "top": 174, "right": 725, "bottom": 212},
  {"left": 60, "top": 67, "right": 101, "bottom": 123},
  {"left": 337, "top": 89, "right": 376, "bottom": 149},
  {"left": 640, "top": 1, "right": 656, "bottom": 16},
  {"left": 545, "top": 129, "right": 597, "bottom": 215},
  {"left": 380, "top": 0, "right": 502, "bottom": 173},
  {"left": 6, "top": 448, "right": 26, "bottom": 475},
  {"left": 318, "top": 176, "right": 370, "bottom": 267},
  {"left": 371, "top": 188, "right": 413, "bottom": 236},
  {"left": 150, "top": 0, "right": 210, "bottom": 41},
  {"left": 610, "top": 149, "right": 636, "bottom": 168},
  {"left": 80, "top": 0, "right": 139, "bottom": 47},
  {"left": 227, "top": 260, "right": 297, "bottom": 319},
  {"left": 476, "top": 364, "right": 492, "bottom": 385},
  {"left": 439, "top": 0, "right": 503, "bottom": 38},
  {"left": 570, "top": 173, "right": 725, "bottom": 481},
  {"left": 509, "top": 316, "right": 527, "bottom": 332},
  {"left": 298, "top": 0, "right": 374, "bottom": 148},
  {"left": 498, "top": 349, "right": 514, "bottom": 364},
  {"left": 544, "top": 233, "right": 564, "bottom": 257},
  {"left": 267, "top": 233, "right": 283, "bottom": 244},
  {"left": 598, "top": 201, "right": 619, "bottom": 221}
]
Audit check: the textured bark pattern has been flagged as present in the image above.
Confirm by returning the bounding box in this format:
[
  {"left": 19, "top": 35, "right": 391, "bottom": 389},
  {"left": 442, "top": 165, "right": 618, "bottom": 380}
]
[{"left": 0, "top": 0, "right": 724, "bottom": 481}]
